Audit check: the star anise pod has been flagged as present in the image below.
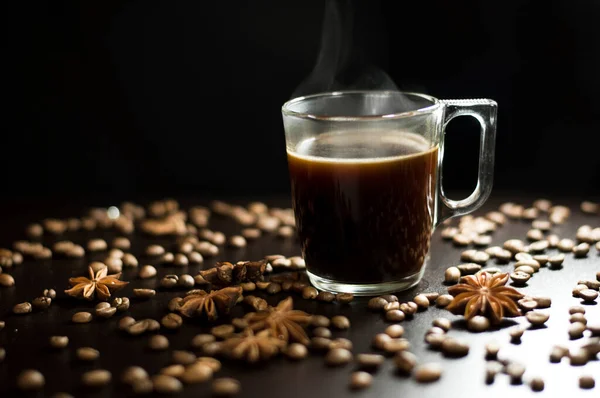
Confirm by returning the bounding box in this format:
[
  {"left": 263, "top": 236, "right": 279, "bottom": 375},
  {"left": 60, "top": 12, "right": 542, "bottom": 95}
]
[
  {"left": 175, "top": 286, "right": 242, "bottom": 320},
  {"left": 221, "top": 329, "right": 286, "bottom": 363},
  {"left": 195, "top": 261, "right": 266, "bottom": 288},
  {"left": 246, "top": 296, "right": 312, "bottom": 345},
  {"left": 65, "top": 265, "right": 128, "bottom": 301},
  {"left": 446, "top": 272, "right": 524, "bottom": 324}
]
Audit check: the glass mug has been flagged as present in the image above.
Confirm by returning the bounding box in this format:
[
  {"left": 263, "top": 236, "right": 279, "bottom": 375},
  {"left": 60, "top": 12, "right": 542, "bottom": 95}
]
[{"left": 282, "top": 91, "right": 496, "bottom": 295}]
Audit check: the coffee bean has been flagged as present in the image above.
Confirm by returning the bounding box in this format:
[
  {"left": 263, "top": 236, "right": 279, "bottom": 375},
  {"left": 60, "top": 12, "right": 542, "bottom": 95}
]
[
  {"left": 385, "top": 324, "right": 404, "bottom": 338},
  {"left": 579, "top": 289, "right": 598, "bottom": 302},
  {"left": 580, "top": 279, "right": 600, "bottom": 290},
  {"left": 573, "top": 242, "right": 590, "bottom": 257},
  {"left": 528, "top": 377, "right": 545, "bottom": 391},
  {"left": 579, "top": 375, "right": 595, "bottom": 389},
  {"left": 570, "top": 313, "right": 587, "bottom": 324},
  {"left": 50, "top": 336, "right": 69, "bottom": 349},
  {"left": 271, "top": 258, "right": 291, "bottom": 268},
  {"left": 526, "top": 229, "right": 544, "bottom": 241},
  {"left": 172, "top": 350, "right": 196, "bottom": 366},
  {"left": 372, "top": 333, "right": 392, "bottom": 350},
  {"left": 486, "top": 210, "right": 507, "bottom": 224},
  {"left": 485, "top": 361, "right": 503, "bottom": 384},
  {"left": 161, "top": 313, "right": 183, "bottom": 330},
  {"left": 118, "top": 316, "right": 136, "bottom": 330},
  {"left": 429, "top": 319, "right": 450, "bottom": 333},
  {"left": 17, "top": 369, "right": 45, "bottom": 390},
  {"left": 385, "top": 310, "right": 405, "bottom": 322},
  {"left": 13, "top": 302, "right": 32, "bottom": 314},
  {"left": 473, "top": 235, "right": 492, "bottom": 247},
  {"left": 514, "top": 265, "right": 536, "bottom": 275},
  {"left": 526, "top": 311, "right": 549, "bottom": 326},
  {"left": 510, "top": 271, "right": 531, "bottom": 285},
  {"left": 547, "top": 253, "right": 565, "bottom": 268},
  {"left": 331, "top": 315, "right": 350, "bottom": 330},
  {"left": 239, "top": 282, "right": 256, "bottom": 292},
  {"left": 413, "top": 294, "right": 430, "bottom": 309},
  {"left": 569, "top": 322, "right": 586, "bottom": 339},
  {"left": 301, "top": 286, "right": 318, "bottom": 300},
  {"left": 549, "top": 345, "right": 568, "bottom": 362},
  {"left": 133, "top": 289, "right": 156, "bottom": 299},
  {"left": 172, "top": 253, "right": 188, "bottom": 266},
  {"left": 161, "top": 275, "right": 179, "bottom": 288},
  {"left": 356, "top": 353, "right": 385, "bottom": 369},
  {"left": 152, "top": 374, "right": 183, "bottom": 394},
  {"left": 452, "top": 234, "right": 472, "bottom": 246},
  {"left": 191, "top": 333, "right": 216, "bottom": 348},
  {"left": 266, "top": 282, "right": 282, "bottom": 295},
  {"left": 212, "top": 377, "right": 240, "bottom": 396},
  {"left": 570, "top": 306, "right": 586, "bottom": 315},
  {"left": 422, "top": 292, "right": 439, "bottom": 304},
  {"left": 495, "top": 249, "right": 513, "bottom": 263},
  {"left": 285, "top": 343, "right": 308, "bottom": 360},
  {"left": 329, "top": 338, "right": 353, "bottom": 351},
  {"left": 531, "top": 296, "right": 551, "bottom": 308},
  {"left": 311, "top": 315, "right": 330, "bottom": 328},
  {"left": 145, "top": 334, "right": 169, "bottom": 351},
  {"left": 0, "top": 321, "right": 4, "bottom": 330},
  {"left": 72, "top": 311, "right": 92, "bottom": 323},
  {"left": 312, "top": 327, "right": 331, "bottom": 339},
  {"left": 467, "top": 316, "right": 490, "bottom": 332},
  {"left": 414, "top": 363, "right": 442, "bottom": 383},
  {"left": 441, "top": 338, "right": 470, "bottom": 357},
  {"left": 587, "top": 323, "right": 600, "bottom": 336},
  {"left": 127, "top": 320, "right": 150, "bottom": 336},
  {"left": 506, "top": 362, "right": 525, "bottom": 384},
  {"left": 457, "top": 263, "right": 482, "bottom": 275},
  {"left": 227, "top": 235, "right": 247, "bottom": 248},
  {"left": 32, "top": 296, "right": 52, "bottom": 310},
  {"left": 325, "top": 348, "right": 353, "bottom": 366},
  {"left": 317, "top": 291, "right": 335, "bottom": 302},
  {"left": 569, "top": 349, "right": 589, "bottom": 366},
  {"left": 81, "top": 369, "right": 111, "bottom": 387},
  {"left": 336, "top": 293, "right": 354, "bottom": 304},
  {"left": 146, "top": 245, "right": 165, "bottom": 256},
  {"left": 485, "top": 246, "right": 503, "bottom": 257},
  {"left": 310, "top": 337, "right": 332, "bottom": 352},
  {"left": 160, "top": 252, "right": 175, "bottom": 264},
  {"left": 180, "top": 363, "right": 212, "bottom": 384},
  {"left": 529, "top": 240, "right": 549, "bottom": 252},
  {"left": 515, "top": 252, "right": 533, "bottom": 262},
  {"left": 384, "top": 301, "right": 400, "bottom": 311},
  {"left": 509, "top": 327, "right": 525, "bottom": 341},
  {"left": 121, "top": 366, "right": 149, "bottom": 385},
  {"left": 485, "top": 341, "right": 500, "bottom": 359},
  {"left": 522, "top": 207, "right": 538, "bottom": 220},
  {"left": 76, "top": 347, "right": 100, "bottom": 361},
  {"left": 366, "top": 298, "right": 386, "bottom": 312},
  {"left": 504, "top": 239, "right": 525, "bottom": 254},
  {"left": 211, "top": 324, "right": 235, "bottom": 339},
  {"left": 87, "top": 239, "right": 107, "bottom": 252},
  {"left": 573, "top": 284, "right": 589, "bottom": 297},
  {"left": 532, "top": 254, "right": 549, "bottom": 265},
  {"left": 436, "top": 294, "right": 453, "bottom": 307},
  {"left": 349, "top": 371, "right": 372, "bottom": 390},
  {"left": 518, "top": 298, "right": 538, "bottom": 311},
  {"left": 383, "top": 338, "right": 410, "bottom": 354},
  {"left": 0, "top": 273, "right": 15, "bottom": 287},
  {"left": 138, "top": 265, "right": 157, "bottom": 279},
  {"left": 426, "top": 326, "right": 446, "bottom": 336},
  {"left": 557, "top": 238, "right": 575, "bottom": 252},
  {"left": 400, "top": 302, "right": 418, "bottom": 315}
]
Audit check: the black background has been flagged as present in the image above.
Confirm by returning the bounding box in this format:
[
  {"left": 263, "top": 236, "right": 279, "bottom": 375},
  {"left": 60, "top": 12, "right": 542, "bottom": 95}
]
[{"left": 4, "top": 0, "right": 600, "bottom": 203}]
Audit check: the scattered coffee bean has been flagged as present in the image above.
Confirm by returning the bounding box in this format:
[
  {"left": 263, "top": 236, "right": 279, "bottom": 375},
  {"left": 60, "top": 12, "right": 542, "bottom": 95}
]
[
  {"left": 587, "top": 323, "right": 600, "bottom": 336},
  {"left": 310, "top": 315, "right": 330, "bottom": 328},
  {"left": 506, "top": 362, "right": 525, "bottom": 384},
  {"left": 495, "top": 249, "right": 513, "bottom": 263},
  {"left": 532, "top": 296, "right": 551, "bottom": 308},
  {"left": 301, "top": 286, "right": 318, "bottom": 300},
  {"left": 385, "top": 324, "right": 404, "bottom": 338},
  {"left": 510, "top": 271, "right": 531, "bottom": 285},
  {"left": 266, "top": 282, "right": 282, "bottom": 295},
  {"left": 285, "top": 343, "right": 308, "bottom": 360},
  {"left": 0, "top": 274, "right": 15, "bottom": 287},
  {"left": 526, "top": 311, "right": 549, "bottom": 326},
  {"left": 557, "top": 238, "right": 575, "bottom": 252},
  {"left": 172, "top": 350, "right": 197, "bottom": 366},
  {"left": 579, "top": 375, "right": 595, "bottom": 389},
  {"left": 325, "top": 348, "right": 353, "bottom": 366},
  {"left": 146, "top": 245, "right": 165, "bottom": 256},
  {"left": 549, "top": 345, "right": 568, "bottom": 362},
  {"left": 180, "top": 363, "right": 213, "bottom": 384},
  {"left": 152, "top": 374, "right": 183, "bottom": 394},
  {"left": 121, "top": 366, "right": 149, "bottom": 385},
  {"left": 526, "top": 229, "right": 544, "bottom": 241},
  {"left": 413, "top": 294, "right": 430, "bottom": 309},
  {"left": 452, "top": 234, "right": 472, "bottom": 246},
  {"left": 211, "top": 324, "right": 235, "bottom": 339},
  {"left": 570, "top": 313, "right": 587, "bottom": 324},
  {"left": 569, "top": 349, "right": 589, "bottom": 366},
  {"left": 147, "top": 334, "right": 169, "bottom": 351},
  {"left": 173, "top": 253, "right": 189, "bottom": 266},
  {"left": 118, "top": 316, "right": 136, "bottom": 330},
  {"left": 530, "top": 377, "right": 545, "bottom": 391},
  {"left": 504, "top": 239, "right": 525, "bottom": 254},
  {"left": 356, "top": 353, "right": 385, "bottom": 369},
  {"left": 385, "top": 310, "right": 406, "bottom": 322},
  {"left": 212, "top": 377, "right": 241, "bottom": 396},
  {"left": 349, "top": 371, "right": 372, "bottom": 390},
  {"left": 579, "top": 289, "right": 598, "bottom": 302},
  {"left": 384, "top": 301, "right": 400, "bottom": 312},
  {"left": 486, "top": 210, "right": 507, "bottom": 224},
  {"left": 569, "top": 322, "right": 586, "bottom": 339},
  {"left": 414, "top": 363, "right": 442, "bottom": 383},
  {"left": 76, "top": 347, "right": 100, "bottom": 361},
  {"left": 400, "top": 302, "right": 418, "bottom": 316},
  {"left": 32, "top": 296, "right": 52, "bottom": 310},
  {"left": 468, "top": 316, "right": 490, "bottom": 332},
  {"left": 13, "top": 302, "right": 32, "bottom": 314},
  {"left": 444, "top": 267, "right": 461, "bottom": 284},
  {"left": 310, "top": 337, "right": 332, "bottom": 352},
  {"left": 133, "top": 288, "right": 156, "bottom": 299},
  {"left": 510, "top": 327, "right": 525, "bottom": 341},
  {"left": 336, "top": 293, "right": 354, "bottom": 304},
  {"left": 441, "top": 227, "right": 458, "bottom": 239},
  {"left": 580, "top": 279, "right": 600, "bottom": 290},
  {"left": 0, "top": 347, "right": 4, "bottom": 362},
  {"left": 383, "top": 338, "right": 410, "bottom": 354},
  {"left": 87, "top": 239, "right": 107, "bottom": 252},
  {"left": 72, "top": 311, "right": 92, "bottom": 323},
  {"left": 17, "top": 369, "right": 45, "bottom": 390},
  {"left": 191, "top": 333, "right": 216, "bottom": 348},
  {"left": 529, "top": 240, "right": 549, "bottom": 252},
  {"left": 372, "top": 333, "right": 392, "bottom": 350},
  {"left": 457, "top": 263, "right": 482, "bottom": 275},
  {"left": 441, "top": 338, "right": 470, "bottom": 357},
  {"left": 49, "top": 335, "right": 69, "bottom": 349},
  {"left": 436, "top": 294, "right": 453, "bottom": 307},
  {"left": 81, "top": 369, "right": 111, "bottom": 387},
  {"left": 161, "top": 274, "right": 179, "bottom": 288},
  {"left": 485, "top": 361, "right": 503, "bottom": 384},
  {"left": 573, "top": 242, "right": 590, "bottom": 257},
  {"left": 573, "top": 284, "right": 589, "bottom": 297},
  {"left": 473, "top": 235, "right": 492, "bottom": 246},
  {"left": 515, "top": 265, "right": 536, "bottom": 275},
  {"left": 317, "top": 291, "right": 336, "bottom": 302},
  {"left": 138, "top": 265, "right": 157, "bottom": 279},
  {"left": 485, "top": 341, "right": 500, "bottom": 359},
  {"left": 331, "top": 315, "right": 350, "bottom": 330},
  {"left": 228, "top": 235, "right": 247, "bottom": 248},
  {"left": 161, "top": 313, "right": 183, "bottom": 330},
  {"left": 312, "top": 327, "right": 332, "bottom": 339},
  {"left": 329, "top": 338, "right": 353, "bottom": 351}
]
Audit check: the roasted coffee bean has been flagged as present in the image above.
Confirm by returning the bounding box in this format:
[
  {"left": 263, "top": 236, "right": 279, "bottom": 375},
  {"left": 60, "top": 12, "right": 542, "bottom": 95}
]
[
  {"left": 191, "top": 333, "right": 216, "bottom": 348},
  {"left": 161, "top": 313, "right": 183, "bottom": 329},
  {"left": 526, "top": 311, "right": 549, "bottom": 326},
  {"left": 13, "top": 302, "right": 32, "bottom": 314},
  {"left": 423, "top": 292, "right": 440, "bottom": 303},
  {"left": 486, "top": 211, "right": 507, "bottom": 224},
  {"left": 414, "top": 363, "right": 442, "bottom": 383},
  {"left": 152, "top": 374, "right": 183, "bottom": 394},
  {"left": 570, "top": 313, "right": 587, "bottom": 324},
  {"left": 212, "top": 377, "right": 240, "bottom": 396},
  {"left": 121, "top": 366, "right": 149, "bottom": 385},
  {"left": 266, "top": 282, "right": 282, "bottom": 295},
  {"left": 579, "top": 279, "right": 600, "bottom": 290},
  {"left": 485, "top": 246, "right": 503, "bottom": 257},
  {"left": 172, "top": 350, "right": 197, "bottom": 365},
  {"left": 441, "top": 227, "right": 458, "bottom": 239},
  {"left": 509, "top": 327, "right": 525, "bottom": 341},
  {"left": 0, "top": 321, "right": 4, "bottom": 330},
  {"left": 336, "top": 293, "right": 354, "bottom": 304},
  {"left": 510, "top": 271, "right": 531, "bottom": 285},
  {"left": 133, "top": 289, "right": 156, "bottom": 299},
  {"left": 17, "top": 369, "right": 45, "bottom": 390},
  {"left": 587, "top": 324, "right": 600, "bottom": 336},
  {"left": 331, "top": 315, "right": 350, "bottom": 330},
  {"left": 301, "top": 286, "right": 318, "bottom": 300},
  {"left": 312, "top": 327, "right": 332, "bottom": 339},
  {"left": 514, "top": 265, "right": 536, "bottom": 275},
  {"left": 432, "top": 318, "right": 451, "bottom": 332},
  {"left": 349, "top": 371, "right": 372, "bottom": 390},
  {"left": 473, "top": 235, "right": 492, "bottom": 247},
  {"left": 228, "top": 235, "right": 247, "bottom": 248},
  {"left": 393, "top": 350, "right": 417, "bottom": 373},
  {"left": 413, "top": 294, "right": 430, "bottom": 309},
  {"left": 356, "top": 353, "right": 385, "bottom": 369},
  {"left": 506, "top": 362, "right": 525, "bottom": 384},
  {"left": 444, "top": 267, "right": 461, "bottom": 284},
  {"left": 547, "top": 253, "right": 565, "bottom": 268},
  {"left": 383, "top": 338, "right": 410, "bottom": 354},
  {"left": 467, "top": 316, "right": 490, "bottom": 332},
  {"left": 569, "top": 349, "right": 589, "bottom": 366},
  {"left": 317, "top": 291, "right": 335, "bottom": 302},
  {"left": 385, "top": 310, "right": 405, "bottom": 322},
  {"left": 569, "top": 322, "right": 586, "bottom": 339},
  {"left": 531, "top": 296, "right": 551, "bottom": 308},
  {"left": 485, "top": 361, "right": 503, "bottom": 384},
  {"left": 526, "top": 229, "right": 544, "bottom": 241},
  {"left": 325, "top": 348, "right": 353, "bottom": 366},
  {"left": 479, "top": 267, "right": 501, "bottom": 274},
  {"left": 452, "top": 234, "right": 472, "bottom": 246},
  {"left": 146, "top": 245, "right": 165, "bottom": 256},
  {"left": 569, "top": 306, "right": 586, "bottom": 315},
  {"left": 528, "top": 377, "right": 545, "bottom": 392},
  {"left": 178, "top": 274, "right": 194, "bottom": 288},
  {"left": 231, "top": 318, "right": 248, "bottom": 330},
  {"left": 138, "top": 265, "right": 157, "bottom": 279},
  {"left": 180, "top": 363, "right": 213, "bottom": 384},
  {"left": 72, "top": 311, "right": 92, "bottom": 323},
  {"left": 399, "top": 302, "right": 418, "bottom": 316},
  {"left": 285, "top": 343, "right": 308, "bottom": 360},
  {"left": 573, "top": 242, "right": 590, "bottom": 257},
  {"left": 504, "top": 239, "right": 525, "bottom": 254},
  {"left": 385, "top": 324, "right": 404, "bottom": 338},
  {"left": 579, "top": 289, "right": 598, "bottom": 302},
  {"left": 436, "top": 294, "right": 454, "bottom": 307},
  {"left": 372, "top": 333, "right": 392, "bottom": 350},
  {"left": 579, "top": 375, "right": 595, "bottom": 389},
  {"left": 329, "top": 338, "right": 353, "bottom": 351},
  {"left": 532, "top": 254, "right": 549, "bottom": 265},
  {"left": 515, "top": 252, "right": 533, "bottom": 261},
  {"left": 49, "top": 336, "right": 69, "bottom": 349},
  {"left": 240, "top": 282, "right": 256, "bottom": 292},
  {"left": 173, "top": 253, "right": 189, "bottom": 266},
  {"left": 32, "top": 296, "right": 51, "bottom": 310},
  {"left": 457, "top": 263, "right": 482, "bottom": 275},
  {"left": 485, "top": 341, "right": 500, "bottom": 359},
  {"left": 148, "top": 334, "right": 169, "bottom": 351},
  {"left": 87, "top": 239, "right": 107, "bottom": 252},
  {"left": 255, "top": 281, "right": 270, "bottom": 290},
  {"left": 0, "top": 273, "right": 15, "bottom": 287},
  {"left": 81, "top": 369, "right": 111, "bottom": 387},
  {"left": 384, "top": 301, "right": 400, "bottom": 311},
  {"left": 211, "top": 324, "right": 235, "bottom": 339},
  {"left": 495, "top": 249, "right": 513, "bottom": 263},
  {"left": 310, "top": 337, "right": 333, "bottom": 352},
  {"left": 557, "top": 239, "right": 575, "bottom": 252},
  {"left": 118, "top": 316, "right": 136, "bottom": 330},
  {"left": 161, "top": 275, "right": 179, "bottom": 288},
  {"left": 549, "top": 345, "right": 568, "bottom": 362},
  {"left": 96, "top": 306, "right": 117, "bottom": 319},
  {"left": 522, "top": 207, "right": 538, "bottom": 220},
  {"left": 441, "top": 338, "right": 470, "bottom": 357},
  {"left": 529, "top": 240, "right": 549, "bottom": 252},
  {"left": 76, "top": 347, "right": 100, "bottom": 361},
  {"left": 573, "top": 284, "right": 589, "bottom": 297}
]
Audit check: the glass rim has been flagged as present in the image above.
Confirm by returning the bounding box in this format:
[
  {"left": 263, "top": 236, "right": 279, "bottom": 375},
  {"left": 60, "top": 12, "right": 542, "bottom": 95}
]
[{"left": 281, "top": 90, "right": 441, "bottom": 121}]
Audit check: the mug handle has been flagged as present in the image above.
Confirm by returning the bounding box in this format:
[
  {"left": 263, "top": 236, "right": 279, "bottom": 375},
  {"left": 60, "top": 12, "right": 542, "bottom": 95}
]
[{"left": 436, "top": 98, "right": 497, "bottom": 224}]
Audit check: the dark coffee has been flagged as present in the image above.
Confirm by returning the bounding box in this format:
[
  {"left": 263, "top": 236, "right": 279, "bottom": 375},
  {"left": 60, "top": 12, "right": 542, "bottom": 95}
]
[{"left": 287, "top": 130, "right": 438, "bottom": 284}]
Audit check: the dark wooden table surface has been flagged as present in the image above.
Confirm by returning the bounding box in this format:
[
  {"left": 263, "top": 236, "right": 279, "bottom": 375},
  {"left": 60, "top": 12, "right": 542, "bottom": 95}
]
[{"left": 0, "top": 194, "right": 598, "bottom": 398}]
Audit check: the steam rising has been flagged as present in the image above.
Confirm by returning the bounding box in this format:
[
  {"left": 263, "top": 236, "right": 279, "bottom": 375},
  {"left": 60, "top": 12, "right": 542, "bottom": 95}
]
[{"left": 292, "top": 0, "right": 399, "bottom": 98}]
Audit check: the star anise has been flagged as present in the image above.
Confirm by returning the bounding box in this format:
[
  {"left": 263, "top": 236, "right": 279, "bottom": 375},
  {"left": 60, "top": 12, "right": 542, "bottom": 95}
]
[
  {"left": 195, "top": 261, "right": 266, "bottom": 288},
  {"left": 446, "top": 272, "right": 524, "bottom": 324},
  {"left": 175, "top": 286, "right": 242, "bottom": 320},
  {"left": 246, "top": 296, "right": 312, "bottom": 345},
  {"left": 221, "top": 329, "right": 286, "bottom": 363},
  {"left": 65, "top": 265, "right": 128, "bottom": 301}
]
